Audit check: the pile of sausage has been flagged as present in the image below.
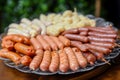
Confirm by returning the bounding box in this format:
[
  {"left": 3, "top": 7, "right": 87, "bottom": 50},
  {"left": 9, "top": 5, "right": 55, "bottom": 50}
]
[
  {"left": 0, "top": 26, "right": 118, "bottom": 73},
  {"left": 63, "top": 27, "right": 117, "bottom": 65}
]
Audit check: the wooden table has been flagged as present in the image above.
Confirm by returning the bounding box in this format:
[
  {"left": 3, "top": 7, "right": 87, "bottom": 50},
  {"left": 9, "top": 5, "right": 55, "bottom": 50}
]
[{"left": 0, "top": 31, "right": 120, "bottom": 80}]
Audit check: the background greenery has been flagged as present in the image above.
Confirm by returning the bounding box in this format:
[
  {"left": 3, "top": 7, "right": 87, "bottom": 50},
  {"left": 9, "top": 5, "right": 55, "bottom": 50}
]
[{"left": 0, "top": 0, "right": 106, "bottom": 33}]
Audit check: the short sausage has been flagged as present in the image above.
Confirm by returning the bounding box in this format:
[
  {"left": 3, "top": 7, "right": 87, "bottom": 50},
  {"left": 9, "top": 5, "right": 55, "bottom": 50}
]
[
  {"left": 21, "top": 55, "right": 32, "bottom": 66},
  {"left": 0, "top": 48, "right": 21, "bottom": 65},
  {"left": 14, "top": 43, "right": 35, "bottom": 56}
]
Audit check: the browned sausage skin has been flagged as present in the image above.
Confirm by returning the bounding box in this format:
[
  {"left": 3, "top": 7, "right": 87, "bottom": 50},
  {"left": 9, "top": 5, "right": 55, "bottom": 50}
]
[
  {"left": 50, "top": 36, "right": 64, "bottom": 49},
  {"left": 59, "top": 50, "right": 69, "bottom": 72},
  {"left": 71, "top": 41, "right": 88, "bottom": 52},
  {"left": 20, "top": 55, "right": 32, "bottom": 66},
  {"left": 43, "top": 35, "right": 58, "bottom": 51},
  {"left": 88, "top": 36, "right": 115, "bottom": 43},
  {"left": 40, "top": 50, "right": 51, "bottom": 71},
  {"left": 1, "top": 40, "right": 15, "bottom": 50},
  {"left": 88, "top": 27, "right": 117, "bottom": 34},
  {"left": 30, "top": 37, "right": 43, "bottom": 50},
  {"left": 14, "top": 43, "right": 35, "bottom": 56},
  {"left": 90, "top": 41, "right": 114, "bottom": 49},
  {"left": 88, "top": 31, "right": 117, "bottom": 38},
  {"left": 29, "top": 49, "right": 44, "bottom": 70},
  {"left": 49, "top": 51, "right": 59, "bottom": 72},
  {"left": 83, "top": 52, "right": 96, "bottom": 65},
  {"left": 58, "top": 36, "right": 71, "bottom": 47},
  {"left": 62, "top": 28, "right": 79, "bottom": 35},
  {"left": 64, "top": 34, "right": 88, "bottom": 42},
  {"left": 85, "top": 44, "right": 110, "bottom": 54},
  {"left": 72, "top": 48, "right": 88, "bottom": 68},
  {"left": 0, "top": 48, "right": 21, "bottom": 65},
  {"left": 36, "top": 35, "right": 51, "bottom": 51},
  {"left": 64, "top": 47, "right": 79, "bottom": 71}
]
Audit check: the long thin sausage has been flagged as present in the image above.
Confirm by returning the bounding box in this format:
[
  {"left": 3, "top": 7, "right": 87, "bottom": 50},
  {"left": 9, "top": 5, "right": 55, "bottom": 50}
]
[
  {"left": 50, "top": 36, "right": 64, "bottom": 49},
  {"left": 64, "top": 47, "right": 79, "bottom": 71},
  {"left": 49, "top": 51, "right": 59, "bottom": 72},
  {"left": 59, "top": 50, "right": 69, "bottom": 72},
  {"left": 88, "top": 31, "right": 117, "bottom": 38},
  {"left": 90, "top": 41, "right": 114, "bottom": 49},
  {"left": 72, "top": 48, "right": 88, "bottom": 68},
  {"left": 62, "top": 28, "right": 79, "bottom": 35},
  {"left": 64, "top": 34, "right": 88, "bottom": 42},
  {"left": 58, "top": 36, "right": 71, "bottom": 47},
  {"left": 40, "top": 50, "right": 51, "bottom": 71},
  {"left": 88, "top": 27, "right": 116, "bottom": 34},
  {"left": 88, "top": 49, "right": 104, "bottom": 60},
  {"left": 0, "top": 49, "right": 21, "bottom": 64},
  {"left": 88, "top": 36, "right": 115, "bottom": 43},
  {"left": 29, "top": 49, "right": 44, "bottom": 70},
  {"left": 43, "top": 35, "right": 58, "bottom": 51},
  {"left": 71, "top": 41, "right": 88, "bottom": 52},
  {"left": 86, "top": 44, "right": 110, "bottom": 54},
  {"left": 78, "top": 27, "right": 89, "bottom": 32},
  {"left": 30, "top": 37, "right": 43, "bottom": 50},
  {"left": 79, "top": 31, "right": 88, "bottom": 36},
  {"left": 14, "top": 43, "right": 35, "bottom": 56},
  {"left": 36, "top": 35, "right": 51, "bottom": 50}
]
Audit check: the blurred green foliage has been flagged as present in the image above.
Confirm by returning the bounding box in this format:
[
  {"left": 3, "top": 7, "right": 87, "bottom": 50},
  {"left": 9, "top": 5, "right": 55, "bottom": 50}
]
[{"left": 0, "top": 0, "right": 95, "bottom": 33}]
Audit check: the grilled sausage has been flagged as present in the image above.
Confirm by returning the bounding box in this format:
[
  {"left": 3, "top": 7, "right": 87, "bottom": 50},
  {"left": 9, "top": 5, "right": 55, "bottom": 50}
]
[
  {"left": 71, "top": 41, "right": 88, "bottom": 52},
  {"left": 88, "top": 36, "right": 115, "bottom": 43},
  {"left": 20, "top": 55, "right": 32, "bottom": 66},
  {"left": 50, "top": 36, "right": 64, "bottom": 49},
  {"left": 40, "top": 50, "right": 51, "bottom": 71},
  {"left": 83, "top": 52, "right": 96, "bottom": 65},
  {"left": 78, "top": 27, "right": 89, "bottom": 32},
  {"left": 64, "top": 34, "right": 88, "bottom": 42},
  {"left": 90, "top": 41, "right": 114, "bottom": 49},
  {"left": 36, "top": 35, "right": 51, "bottom": 51},
  {"left": 2, "top": 34, "right": 30, "bottom": 44},
  {"left": 43, "top": 35, "right": 58, "bottom": 50},
  {"left": 88, "top": 31, "right": 117, "bottom": 38},
  {"left": 64, "top": 47, "right": 79, "bottom": 71},
  {"left": 30, "top": 37, "right": 43, "bottom": 50},
  {"left": 58, "top": 36, "right": 71, "bottom": 47},
  {"left": 72, "top": 48, "right": 88, "bottom": 68},
  {"left": 0, "top": 48, "right": 21, "bottom": 64},
  {"left": 1, "top": 40, "right": 15, "bottom": 50},
  {"left": 14, "top": 43, "right": 35, "bottom": 56},
  {"left": 86, "top": 44, "right": 110, "bottom": 54},
  {"left": 88, "top": 27, "right": 116, "bottom": 34},
  {"left": 29, "top": 49, "right": 44, "bottom": 70},
  {"left": 79, "top": 31, "right": 88, "bottom": 36},
  {"left": 49, "top": 51, "right": 59, "bottom": 72},
  {"left": 62, "top": 28, "right": 79, "bottom": 35},
  {"left": 59, "top": 50, "right": 69, "bottom": 72}
]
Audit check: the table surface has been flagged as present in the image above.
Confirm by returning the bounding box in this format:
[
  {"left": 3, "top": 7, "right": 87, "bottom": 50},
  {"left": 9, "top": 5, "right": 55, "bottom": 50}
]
[{"left": 0, "top": 31, "right": 120, "bottom": 80}]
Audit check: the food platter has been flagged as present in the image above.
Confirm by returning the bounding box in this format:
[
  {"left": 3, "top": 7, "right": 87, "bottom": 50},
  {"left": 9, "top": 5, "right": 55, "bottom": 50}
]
[{"left": 0, "top": 14, "right": 120, "bottom": 75}]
